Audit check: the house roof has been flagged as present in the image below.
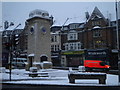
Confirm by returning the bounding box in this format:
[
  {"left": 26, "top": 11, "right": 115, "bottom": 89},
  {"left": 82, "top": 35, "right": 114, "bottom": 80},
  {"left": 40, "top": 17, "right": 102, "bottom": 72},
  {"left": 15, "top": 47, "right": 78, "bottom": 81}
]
[{"left": 88, "top": 7, "right": 106, "bottom": 21}]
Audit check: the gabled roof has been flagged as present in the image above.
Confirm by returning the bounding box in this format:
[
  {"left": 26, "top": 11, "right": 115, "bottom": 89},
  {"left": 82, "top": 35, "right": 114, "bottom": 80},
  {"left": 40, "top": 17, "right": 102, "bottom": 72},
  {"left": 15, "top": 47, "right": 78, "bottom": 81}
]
[{"left": 88, "top": 7, "right": 106, "bottom": 21}]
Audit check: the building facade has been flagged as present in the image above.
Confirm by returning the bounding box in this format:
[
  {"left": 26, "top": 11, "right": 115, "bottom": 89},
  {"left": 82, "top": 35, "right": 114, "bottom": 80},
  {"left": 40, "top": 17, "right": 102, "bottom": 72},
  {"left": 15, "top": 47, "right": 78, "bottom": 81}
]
[
  {"left": 84, "top": 7, "right": 115, "bottom": 49},
  {"left": 1, "top": 7, "right": 119, "bottom": 69},
  {"left": 51, "top": 26, "right": 62, "bottom": 66},
  {"left": 0, "top": 31, "right": 2, "bottom": 67},
  {"left": 60, "top": 7, "right": 119, "bottom": 69},
  {"left": 61, "top": 23, "right": 85, "bottom": 67},
  {"left": 83, "top": 7, "right": 119, "bottom": 69},
  {"left": 2, "top": 29, "right": 23, "bottom": 67}
]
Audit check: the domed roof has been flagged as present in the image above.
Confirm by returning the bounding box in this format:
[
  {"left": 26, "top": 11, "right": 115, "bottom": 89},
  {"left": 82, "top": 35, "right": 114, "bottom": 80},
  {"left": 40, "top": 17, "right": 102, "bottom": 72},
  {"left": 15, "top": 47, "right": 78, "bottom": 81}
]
[{"left": 29, "top": 9, "right": 49, "bottom": 19}]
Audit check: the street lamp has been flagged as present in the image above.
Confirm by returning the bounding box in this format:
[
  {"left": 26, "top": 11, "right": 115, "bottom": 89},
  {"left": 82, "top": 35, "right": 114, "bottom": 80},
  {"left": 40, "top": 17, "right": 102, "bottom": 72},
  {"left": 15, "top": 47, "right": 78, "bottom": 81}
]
[
  {"left": 8, "top": 23, "right": 21, "bottom": 81},
  {"left": 60, "top": 18, "right": 70, "bottom": 67},
  {"left": 4, "top": 21, "right": 14, "bottom": 30}
]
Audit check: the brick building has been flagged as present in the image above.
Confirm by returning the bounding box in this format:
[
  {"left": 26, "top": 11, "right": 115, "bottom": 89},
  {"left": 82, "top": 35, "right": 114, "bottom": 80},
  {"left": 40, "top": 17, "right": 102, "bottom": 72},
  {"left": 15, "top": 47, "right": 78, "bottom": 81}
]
[
  {"left": 84, "top": 7, "right": 116, "bottom": 49},
  {"left": 61, "top": 23, "right": 85, "bottom": 67},
  {"left": 51, "top": 26, "right": 62, "bottom": 66},
  {"left": 60, "top": 7, "right": 119, "bottom": 69}
]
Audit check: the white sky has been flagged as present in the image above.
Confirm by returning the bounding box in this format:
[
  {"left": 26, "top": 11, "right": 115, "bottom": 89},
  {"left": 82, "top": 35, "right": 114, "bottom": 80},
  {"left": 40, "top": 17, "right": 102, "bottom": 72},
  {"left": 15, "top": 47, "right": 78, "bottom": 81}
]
[{"left": 1, "top": 0, "right": 119, "bottom": 31}]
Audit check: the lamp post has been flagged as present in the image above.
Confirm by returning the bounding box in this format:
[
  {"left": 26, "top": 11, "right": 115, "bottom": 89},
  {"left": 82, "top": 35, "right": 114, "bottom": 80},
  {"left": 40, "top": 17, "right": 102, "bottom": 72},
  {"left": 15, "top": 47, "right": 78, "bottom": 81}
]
[
  {"left": 60, "top": 18, "right": 70, "bottom": 67},
  {"left": 4, "top": 21, "right": 14, "bottom": 30},
  {"left": 8, "top": 23, "right": 21, "bottom": 81}
]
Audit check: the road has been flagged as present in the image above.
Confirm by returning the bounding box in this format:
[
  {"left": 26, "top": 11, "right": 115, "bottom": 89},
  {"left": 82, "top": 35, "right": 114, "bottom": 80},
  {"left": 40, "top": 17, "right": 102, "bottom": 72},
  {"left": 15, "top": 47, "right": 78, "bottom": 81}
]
[
  {"left": 2, "top": 83, "right": 120, "bottom": 90},
  {"left": 108, "top": 70, "right": 119, "bottom": 75},
  {"left": 53, "top": 67, "right": 119, "bottom": 75}
]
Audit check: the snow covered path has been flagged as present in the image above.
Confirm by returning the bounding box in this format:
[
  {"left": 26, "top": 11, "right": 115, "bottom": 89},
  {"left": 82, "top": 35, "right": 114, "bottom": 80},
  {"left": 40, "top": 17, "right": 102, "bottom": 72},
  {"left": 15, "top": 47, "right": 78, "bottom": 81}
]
[{"left": 1, "top": 69, "right": 119, "bottom": 86}]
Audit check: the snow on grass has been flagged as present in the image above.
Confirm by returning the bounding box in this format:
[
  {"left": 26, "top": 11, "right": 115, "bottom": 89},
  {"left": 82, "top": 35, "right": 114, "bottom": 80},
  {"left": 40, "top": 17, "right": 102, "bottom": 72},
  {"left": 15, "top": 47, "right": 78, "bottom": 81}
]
[
  {"left": 1, "top": 68, "right": 119, "bottom": 86},
  {"left": 106, "top": 74, "right": 118, "bottom": 85}
]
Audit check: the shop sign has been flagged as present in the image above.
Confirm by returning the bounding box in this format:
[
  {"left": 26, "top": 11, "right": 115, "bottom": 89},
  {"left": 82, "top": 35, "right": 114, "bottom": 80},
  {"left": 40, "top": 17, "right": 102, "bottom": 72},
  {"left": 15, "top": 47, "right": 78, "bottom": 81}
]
[{"left": 62, "top": 51, "right": 84, "bottom": 55}]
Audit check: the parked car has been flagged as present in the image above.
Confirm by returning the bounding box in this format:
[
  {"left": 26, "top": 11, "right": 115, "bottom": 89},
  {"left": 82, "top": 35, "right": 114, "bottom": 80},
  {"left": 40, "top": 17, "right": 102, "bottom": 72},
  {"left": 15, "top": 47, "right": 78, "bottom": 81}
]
[{"left": 6, "top": 58, "right": 27, "bottom": 69}]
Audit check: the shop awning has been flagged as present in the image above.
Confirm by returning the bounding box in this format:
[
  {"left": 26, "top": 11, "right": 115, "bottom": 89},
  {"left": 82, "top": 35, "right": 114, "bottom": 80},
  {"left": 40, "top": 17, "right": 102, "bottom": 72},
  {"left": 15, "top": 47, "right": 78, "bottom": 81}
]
[{"left": 62, "top": 50, "right": 84, "bottom": 55}]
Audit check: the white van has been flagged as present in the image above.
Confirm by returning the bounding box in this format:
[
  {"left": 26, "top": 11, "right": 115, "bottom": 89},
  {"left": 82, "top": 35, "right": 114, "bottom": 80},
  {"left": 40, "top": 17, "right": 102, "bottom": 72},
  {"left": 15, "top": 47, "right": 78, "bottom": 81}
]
[{"left": 12, "top": 58, "right": 27, "bottom": 68}]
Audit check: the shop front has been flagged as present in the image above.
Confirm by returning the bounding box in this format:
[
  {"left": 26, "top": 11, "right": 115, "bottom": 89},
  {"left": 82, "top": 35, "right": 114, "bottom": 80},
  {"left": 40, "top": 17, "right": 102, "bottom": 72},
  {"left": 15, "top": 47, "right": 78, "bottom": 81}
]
[
  {"left": 61, "top": 50, "right": 84, "bottom": 67},
  {"left": 51, "top": 51, "right": 61, "bottom": 66}
]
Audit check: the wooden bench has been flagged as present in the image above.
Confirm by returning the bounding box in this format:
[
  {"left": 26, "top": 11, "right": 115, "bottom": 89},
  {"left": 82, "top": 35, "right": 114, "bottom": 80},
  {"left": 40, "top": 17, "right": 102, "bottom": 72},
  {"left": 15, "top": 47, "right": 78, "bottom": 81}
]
[{"left": 68, "top": 72, "right": 106, "bottom": 84}]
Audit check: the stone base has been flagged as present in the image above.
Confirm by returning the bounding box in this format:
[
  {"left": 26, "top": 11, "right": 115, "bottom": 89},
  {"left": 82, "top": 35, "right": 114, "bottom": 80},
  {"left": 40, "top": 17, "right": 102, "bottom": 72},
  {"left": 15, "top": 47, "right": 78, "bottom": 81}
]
[
  {"left": 25, "top": 61, "right": 53, "bottom": 71},
  {"left": 42, "top": 61, "right": 52, "bottom": 69}
]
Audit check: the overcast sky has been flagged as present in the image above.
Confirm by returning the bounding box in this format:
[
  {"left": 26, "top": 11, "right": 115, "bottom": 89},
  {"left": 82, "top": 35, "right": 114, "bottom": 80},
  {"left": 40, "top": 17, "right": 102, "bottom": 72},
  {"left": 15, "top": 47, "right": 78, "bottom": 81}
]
[{"left": 1, "top": 1, "right": 118, "bottom": 30}]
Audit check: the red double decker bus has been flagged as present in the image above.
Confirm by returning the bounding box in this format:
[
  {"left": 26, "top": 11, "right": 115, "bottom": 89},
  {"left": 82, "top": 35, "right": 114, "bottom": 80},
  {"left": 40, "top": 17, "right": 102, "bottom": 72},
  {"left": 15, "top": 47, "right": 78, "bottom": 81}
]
[{"left": 84, "top": 49, "right": 110, "bottom": 71}]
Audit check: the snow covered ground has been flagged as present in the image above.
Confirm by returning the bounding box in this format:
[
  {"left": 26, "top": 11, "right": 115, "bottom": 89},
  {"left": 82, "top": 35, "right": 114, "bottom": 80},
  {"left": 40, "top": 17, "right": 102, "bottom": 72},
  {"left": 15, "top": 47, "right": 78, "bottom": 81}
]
[{"left": 1, "top": 68, "right": 119, "bottom": 86}]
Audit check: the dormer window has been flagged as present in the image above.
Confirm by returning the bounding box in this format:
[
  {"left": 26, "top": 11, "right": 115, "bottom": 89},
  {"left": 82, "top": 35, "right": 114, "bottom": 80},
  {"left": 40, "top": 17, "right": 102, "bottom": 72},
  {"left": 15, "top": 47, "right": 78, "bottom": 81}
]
[
  {"left": 92, "top": 21, "right": 101, "bottom": 26},
  {"left": 42, "top": 13, "right": 45, "bottom": 17}
]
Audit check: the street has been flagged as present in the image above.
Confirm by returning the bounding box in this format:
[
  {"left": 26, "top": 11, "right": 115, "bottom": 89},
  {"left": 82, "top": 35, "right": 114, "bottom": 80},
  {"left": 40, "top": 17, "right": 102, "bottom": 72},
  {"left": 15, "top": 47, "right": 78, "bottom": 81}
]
[{"left": 2, "top": 83, "right": 120, "bottom": 90}]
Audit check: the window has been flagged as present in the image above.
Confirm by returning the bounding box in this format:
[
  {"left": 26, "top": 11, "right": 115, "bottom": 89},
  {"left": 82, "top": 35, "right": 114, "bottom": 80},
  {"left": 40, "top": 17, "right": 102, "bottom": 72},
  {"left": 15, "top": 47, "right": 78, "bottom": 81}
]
[
  {"left": 51, "top": 36, "right": 54, "bottom": 42},
  {"left": 93, "top": 40, "right": 104, "bottom": 48},
  {"left": 64, "top": 42, "right": 82, "bottom": 51},
  {"left": 68, "top": 33, "right": 78, "bottom": 40},
  {"left": 92, "top": 21, "right": 101, "bottom": 26},
  {"left": 78, "top": 43, "right": 81, "bottom": 50},
  {"left": 51, "top": 35, "right": 57, "bottom": 42},
  {"left": 65, "top": 44, "right": 68, "bottom": 51},
  {"left": 70, "top": 43, "right": 74, "bottom": 50},
  {"left": 51, "top": 45, "right": 54, "bottom": 51},
  {"left": 62, "top": 26, "right": 68, "bottom": 30},
  {"left": 69, "top": 24, "right": 79, "bottom": 29},
  {"left": 54, "top": 45, "right": 57, "bottom": 51},
  {"left": 54, "top": 36, "right": 57, "bottom": 42},
  {"left": 51, "top": 45, "right": 60, "bottom": 51},
  {"left": 57, "top": 45, "right": 59, "bottom": 51},
  {"left": 93, "top": 30, "right": 101, "bottom": 37},
  {"left": 74, "top": 43, "right": 77, "bottom": 49}
]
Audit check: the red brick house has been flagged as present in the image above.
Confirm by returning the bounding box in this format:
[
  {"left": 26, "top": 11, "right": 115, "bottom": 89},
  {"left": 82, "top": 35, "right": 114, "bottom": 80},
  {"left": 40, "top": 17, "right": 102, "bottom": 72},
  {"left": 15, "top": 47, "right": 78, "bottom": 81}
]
[{"left": 60, "top": 7, "right": 118, "bottom": 69}]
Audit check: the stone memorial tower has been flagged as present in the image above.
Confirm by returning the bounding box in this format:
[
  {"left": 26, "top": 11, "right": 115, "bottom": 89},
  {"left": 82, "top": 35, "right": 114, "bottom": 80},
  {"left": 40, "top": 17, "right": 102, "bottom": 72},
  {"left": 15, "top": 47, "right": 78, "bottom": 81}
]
[{"left": 25, "top": 9, "right": 53, "bottom": 69}]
